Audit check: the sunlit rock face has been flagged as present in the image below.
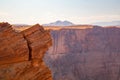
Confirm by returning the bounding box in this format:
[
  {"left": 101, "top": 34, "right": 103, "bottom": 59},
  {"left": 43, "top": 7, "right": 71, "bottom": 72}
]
[
  {"left": 44, "top": 26, "right": 120, "bottom": 80},
  {"left": 0, "top": 22, "right": 29, "bottom": 65},
  {"left": 0, "top": 22, "right": 53, "bottom": 80}
]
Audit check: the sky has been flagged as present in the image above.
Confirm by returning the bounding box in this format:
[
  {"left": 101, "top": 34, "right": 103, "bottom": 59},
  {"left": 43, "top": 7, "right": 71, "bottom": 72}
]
[{"left": 0, "top": 0, "right": 120, "bottom": 24}]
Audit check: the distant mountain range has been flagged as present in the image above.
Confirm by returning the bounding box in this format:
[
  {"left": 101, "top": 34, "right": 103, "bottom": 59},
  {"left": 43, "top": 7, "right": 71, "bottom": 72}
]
[
  {"left": 92, "top": 21, "right": 120, "bottom": 26},
  {"left": 43, "top": 20, "right": 120, "bottom": 27},
  {"left": 42, "top": 20, "right": 74, "bottom": 26},
  {"left": 12, "top": 20, "right": 120, "bottom": 27}
]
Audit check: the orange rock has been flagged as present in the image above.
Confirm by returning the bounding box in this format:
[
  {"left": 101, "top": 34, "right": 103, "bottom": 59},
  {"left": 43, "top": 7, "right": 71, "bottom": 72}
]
[
  {"left": 0, "top": 22, "right": 29, "bottom": 65},
  {"left": 22, "top": 24, "right": 52, "bottom": 60},
  {"left": 0, "top": 22, "right": 52, "bottom": 80}
]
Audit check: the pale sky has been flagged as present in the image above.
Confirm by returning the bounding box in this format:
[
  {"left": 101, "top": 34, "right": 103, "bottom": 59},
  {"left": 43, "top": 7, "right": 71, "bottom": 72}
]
[{"left": 0, "top": 0, "right": 120, "bottom": 24}]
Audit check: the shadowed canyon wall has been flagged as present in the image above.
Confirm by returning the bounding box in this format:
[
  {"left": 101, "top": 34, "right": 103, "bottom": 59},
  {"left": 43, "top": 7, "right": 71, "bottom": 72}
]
[
  {"left": 0, "top": 23, "right": 52, "bottom": 80},
  {"left": 44, "top": 26, "right": 120, "bottom": 80}
]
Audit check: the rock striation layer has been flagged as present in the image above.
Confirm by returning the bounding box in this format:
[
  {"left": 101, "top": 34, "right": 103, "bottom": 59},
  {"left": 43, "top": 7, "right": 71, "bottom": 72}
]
[
  {"left": 45, "top": 26, "right": 120, "bottom": 80},
  {"left": 0, "top": 22, "right": 52, "bottom": 80}
]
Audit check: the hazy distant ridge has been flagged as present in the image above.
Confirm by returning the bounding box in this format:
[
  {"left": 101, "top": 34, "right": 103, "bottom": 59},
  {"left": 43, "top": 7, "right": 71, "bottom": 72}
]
[
  {"left": 43, "top": 20, "right": 74, "bottom": 26},
  {"left": 92, "top": 21, "right": 120, "bottom": 26}
]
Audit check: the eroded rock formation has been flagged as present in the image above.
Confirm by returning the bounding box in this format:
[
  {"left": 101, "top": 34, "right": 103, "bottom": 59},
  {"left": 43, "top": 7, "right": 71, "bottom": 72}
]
[
  {"left": 44, "top": 26, "right": 120, "bottom": 80},
  {"left": 0, "top": 22, "right": 52, "bottom": 80}
]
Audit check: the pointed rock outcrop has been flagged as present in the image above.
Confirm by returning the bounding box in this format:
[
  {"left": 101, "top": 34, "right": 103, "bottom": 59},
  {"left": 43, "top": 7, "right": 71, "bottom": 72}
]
[{"left": 0, "top": 22, "right": 52, "bottom": 80}]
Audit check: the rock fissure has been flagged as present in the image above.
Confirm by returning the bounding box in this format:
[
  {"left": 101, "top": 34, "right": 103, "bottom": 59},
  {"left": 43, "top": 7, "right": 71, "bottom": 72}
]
[{"left": 22, "top": 34, "right": 32, "bottom": 61}]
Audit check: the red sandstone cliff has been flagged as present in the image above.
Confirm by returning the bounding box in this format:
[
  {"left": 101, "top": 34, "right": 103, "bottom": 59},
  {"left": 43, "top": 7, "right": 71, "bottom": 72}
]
[
  {"left": 0, "top": 22, "right": 52, "bottom": 80},
  {"left": 44, "top": 26, "right": 120, "bottom": 80}
]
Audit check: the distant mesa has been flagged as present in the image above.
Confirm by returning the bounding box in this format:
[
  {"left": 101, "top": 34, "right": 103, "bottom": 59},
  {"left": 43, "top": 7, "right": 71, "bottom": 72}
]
[{"left": 43, "top": 20, "right": 74, "bottom": 26}]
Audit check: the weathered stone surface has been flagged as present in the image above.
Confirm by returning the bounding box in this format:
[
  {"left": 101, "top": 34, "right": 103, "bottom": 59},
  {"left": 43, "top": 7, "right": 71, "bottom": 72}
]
[
  {"left": 44, "top": 26, "right": 120, "bottom": 80},
  {"left": 0, "top": 22, "right": 29, "bottom": 65},
  {"left": 22, "top": 24, "right": 52, "bottom": 60},
  {"left": 0, "top": 22, "right": 52, "bottom": 80}
]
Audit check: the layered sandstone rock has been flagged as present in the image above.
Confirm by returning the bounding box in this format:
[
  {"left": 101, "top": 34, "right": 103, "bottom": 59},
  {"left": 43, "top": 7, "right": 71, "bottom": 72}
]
[
  {"left": 0, "top": 23, "right": 29, "bottom": 65},
  {"left": 44, "top": 26, "right": 120, "bottom": 80},
  {"left": 0, "top": 22, "right": 52, "bottom": 80}
]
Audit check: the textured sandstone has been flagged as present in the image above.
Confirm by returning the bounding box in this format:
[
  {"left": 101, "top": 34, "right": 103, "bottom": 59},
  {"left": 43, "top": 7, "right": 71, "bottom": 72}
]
[
  {"left": 0, "top": 22, "right": 52, "bottom": 80},
  {"left": 22, "top": 24, "right": 52, "bottom": 60},
  {"left": 0, "top": 23, "right": 29, "bottom": 65},
  {"left": 45, "top": 26, "right": 120, "bottom": 80}
]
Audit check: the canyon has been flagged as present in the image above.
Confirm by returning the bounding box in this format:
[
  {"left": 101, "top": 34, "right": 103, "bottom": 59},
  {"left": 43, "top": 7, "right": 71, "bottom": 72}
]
[
  {"left": 0, "top": 22, "right": 120, "bottom": 80},
  {"left": 0, "top": 22, "right": 52, "bottom": 80},
  {"left": 44, "top": 26, "right": 120, "bottom": 80}
]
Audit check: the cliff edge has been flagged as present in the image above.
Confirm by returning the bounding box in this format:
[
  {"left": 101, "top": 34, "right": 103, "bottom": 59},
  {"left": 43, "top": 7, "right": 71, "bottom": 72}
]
[{"left": 45, "top": 26, "right": 120, "bottom": 80}]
